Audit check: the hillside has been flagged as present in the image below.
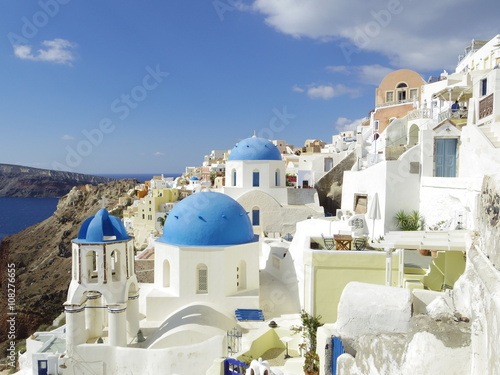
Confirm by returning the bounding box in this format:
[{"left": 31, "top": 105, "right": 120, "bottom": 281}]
[
  {"left": 0, "top": 163, "right": 114, "bottom": 198},
  {"left": 0, "top": 179, "right": 138, "bottom": 357}
]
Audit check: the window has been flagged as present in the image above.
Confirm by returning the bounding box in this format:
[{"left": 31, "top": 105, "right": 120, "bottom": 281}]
[
  {"left": 237, "top": 260, "right": 247, "bottom": 290},
  {"left": 197, "top": 264, "right": 208, "bottom": 294},
  {"left": 87, "top": 250, "right": 98, "bottom": 283},
  {"left": 481, "top": 78, "right": 488, "bottom": 96},
  {"left": 275, "top": 169, "right": 280, "bottom": 186},
  {"left": 163, "top": 260, "right": 170, "bottom": 287},
  {"left": 354, "top": 194, "right": 368, "bottom": 214},
  {"left": 410, "top": 88, "right": 418, "bottom": 101},
  {"left": 252, "top": 208, "right": 260, "bottom": 226},
  {"left": 324, "top": 158, "right": 333, "bottom": 172},
  {"left": 110, "top": 250, "right": 120, "bottom": 282},
  {"left": 386, "top": 91, "right": 394, "bottom": 102},
  {"left": 232, "top": 169, "right": 237, "bottom": 186},
  {"left": 252, "top": 171, "right": 260, "bottom": 187},
  {"left": 397, "top": 83, "right": 407, "bottom": 102}
]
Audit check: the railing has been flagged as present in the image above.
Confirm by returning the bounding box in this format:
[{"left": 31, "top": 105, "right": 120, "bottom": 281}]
[
  {"left": 479, "top": 94, "right": 494, "bottom": 119},
  {"left": 438, "top": 109, "right": 469, "bottom": 123},
  {"left": 407, "top": 108, "right": 432, "bottom": 120},
  {"left": 226, "top": 327, "right": 242, "bottom": 356},
  {"left": 376, "top": 98, "right": 414, "bottom": 108}
]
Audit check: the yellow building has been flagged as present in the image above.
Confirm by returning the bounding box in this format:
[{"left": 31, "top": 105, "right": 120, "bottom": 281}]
[{"left": 134, "top": 188, "right": 180, "bottom": 234}]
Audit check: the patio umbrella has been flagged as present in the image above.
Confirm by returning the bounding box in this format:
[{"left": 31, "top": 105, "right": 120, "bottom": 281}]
[{"left": 367, "top": 192, "right": 381, "bottom": 240}]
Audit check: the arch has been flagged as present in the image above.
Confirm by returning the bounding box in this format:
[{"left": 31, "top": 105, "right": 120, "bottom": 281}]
[
  {"left": 252, "top": 169, "right": 260, "bottom": 187},
  {"left": 163, "top": 259, "right": 171, "bottom": 288},
  {"left": 196, "top": 264, "right": 208, "bottom": 294},
  {"left": 237, "top": 260, "right": 247, "bottom": 291},
  {"left": 408, "top": 124, "right": 419, "bottom": 146},
  {"left": 396, "top": 82, "right": 408, "bottom": 102},
  {"left": 275, "top": 168, "right": 280, "bottom": 187},
  {"left": 86, "top": 250, "right": 98, "bottom": 284},
  {"left": 110, "top": 250, "right": 121, "bottom": 282}
]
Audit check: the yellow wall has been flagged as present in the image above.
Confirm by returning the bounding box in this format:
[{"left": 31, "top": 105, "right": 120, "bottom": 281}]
[
  {"left": 237, "top": 328, "right": 284, "bottom": 362},
  {"left": 308, "top": 251, "right": 400, "bottom": 323}
]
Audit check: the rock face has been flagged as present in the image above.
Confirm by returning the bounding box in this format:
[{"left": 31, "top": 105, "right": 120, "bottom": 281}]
[
  {"left": 0, "top": 163, "right": 115, "bottom": 197},
  {"left": 315, "top": 151, "right": 357, "bottom": 215},
  {"left": 0, "top": 179, "right": 137, "bottom": 356}
]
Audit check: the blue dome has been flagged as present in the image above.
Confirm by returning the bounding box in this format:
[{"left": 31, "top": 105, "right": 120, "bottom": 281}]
[
  {"left": 158, "top": 192, "right": 255, "bottom": 247},
  {"left": 74, "top": 208, "right": 132, "bottom": 244},
  {"left": 190, "top": 176, "right": 199, "bottom": 181},
  {"left": 228, "top": 136, "right": 282, "bottom": 161}
]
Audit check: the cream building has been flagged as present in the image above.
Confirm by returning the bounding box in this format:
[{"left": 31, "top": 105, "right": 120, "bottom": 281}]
[{"left": 222, "top": 135, "right": 324, "bottom": 236}]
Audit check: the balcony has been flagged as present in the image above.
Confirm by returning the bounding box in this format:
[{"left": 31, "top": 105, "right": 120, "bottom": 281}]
[
  {"left": 407, "top": 108, "right": 432, "bottom": 120},
  {"left": 438, "top": 108, "right": 468, "bottom": 124},
  {"left": 479, "top": 93, "right": 494, "bottom": 120},
  {"left": 376, "top": 98, "right": 414, "bottom": 109}
]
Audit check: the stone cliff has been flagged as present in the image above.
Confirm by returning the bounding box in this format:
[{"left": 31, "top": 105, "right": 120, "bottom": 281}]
[
  {"left": 0, "top": 179, "right": 138, "bottom": 357},
  {"left": 0, "top": 163, "right": 115, "bottom": 198}
]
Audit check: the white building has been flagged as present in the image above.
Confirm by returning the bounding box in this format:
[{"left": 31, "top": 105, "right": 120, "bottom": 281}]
[
  {"left": 221, "top": 135, "right": 324, "bottom": 236},
  {"left": 23, "top": 192, "right": 263, "bottom": 375}
]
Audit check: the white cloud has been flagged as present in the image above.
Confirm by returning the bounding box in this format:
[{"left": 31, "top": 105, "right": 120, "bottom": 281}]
[
  {"left": 61, "top": 134, "right": 75, "bottom": 141},
  {"left": 307, "top": 85, "right": 335, "bottom": 100},
  {"left": 292, "top": 85, "right": 304, "bottom": 93},
  {"left": 248, "top": 0, "right": 499, "bottom": 71},
  {"left": 335, "top": 117, "right": 364, "bottom": 132},
  {"left": 154, "top": 152, "right": 165, "bottom": 157},
  {"left": 327, "top": 64, "right": 394, "bottom": 86},
  {"left": 14, "top": 39, "right": 77, "bottom": 65},
  {"left": 305, "top": 83, "right": 361, "bottom": 100}
]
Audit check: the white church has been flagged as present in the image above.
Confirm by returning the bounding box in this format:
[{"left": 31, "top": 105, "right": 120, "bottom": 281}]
[
  {"left": 220, "top": 135, "right": 324, "bottom": 236},
  {"left": 24, "top": 191, "right": 264, "bottom": 375}
]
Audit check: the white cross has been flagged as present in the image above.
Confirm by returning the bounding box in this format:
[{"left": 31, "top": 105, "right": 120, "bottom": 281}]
[{"left": 98, "top": 196, "right": 108, "bottom": 209}]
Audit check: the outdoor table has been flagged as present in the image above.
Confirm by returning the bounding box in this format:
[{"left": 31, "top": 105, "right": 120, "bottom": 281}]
[{"left": 334, "top": 234, "right": 353, "bottom": 250}]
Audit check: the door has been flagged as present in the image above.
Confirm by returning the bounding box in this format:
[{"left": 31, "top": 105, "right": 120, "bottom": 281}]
[
  {"left": 332, "top": 336, "right": 345, "bottom": 374},
  {"left": 435, "top": 138, "right": 457, "bottom": 177},
  {"left": 38, "top": 360, "right": 48, "bottom": 375}
]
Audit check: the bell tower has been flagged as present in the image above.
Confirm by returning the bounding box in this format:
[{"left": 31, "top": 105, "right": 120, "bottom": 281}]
[{"left": 64, "top": 208, "right": 139, "bottom": 351}]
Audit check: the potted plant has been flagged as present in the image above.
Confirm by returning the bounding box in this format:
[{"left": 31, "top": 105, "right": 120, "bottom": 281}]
[
  {"left": 292, "top": 310, "right": 323, "bottom": 375},
  {"left": 303, "top": 350, "right": 320, "bottom": 375}
]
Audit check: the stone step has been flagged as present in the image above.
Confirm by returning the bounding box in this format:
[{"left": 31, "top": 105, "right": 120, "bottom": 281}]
[{"left": 480, "top": 127, "right": 500, "bottom": 148}]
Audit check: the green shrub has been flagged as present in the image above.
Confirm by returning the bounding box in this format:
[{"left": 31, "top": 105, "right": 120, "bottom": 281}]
[{"left": 395, "top": 210, "right": 424, "bottom": 231}]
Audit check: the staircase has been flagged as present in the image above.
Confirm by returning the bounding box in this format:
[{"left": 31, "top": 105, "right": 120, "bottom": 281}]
[
  {"left": 479, "top": 125, "right": 500, "bottom": 148},
  {"left": 235, "top": 309, "right": 265, "bottom": 321}
]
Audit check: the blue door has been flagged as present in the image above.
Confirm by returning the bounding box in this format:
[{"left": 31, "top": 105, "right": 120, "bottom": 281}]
[
  {"left": 332, "top": 336, "right": 345, "bottom": 375},
  {"left": 38, "top": 360, "right": 48, "bottom": 375},
  {"left": 435, "top": 138, "right": 457, "bottom": 177}
]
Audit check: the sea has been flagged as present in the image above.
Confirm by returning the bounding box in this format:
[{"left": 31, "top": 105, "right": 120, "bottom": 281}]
[{"left": 0, "top": 173, "right": 180, "bottom": 242}]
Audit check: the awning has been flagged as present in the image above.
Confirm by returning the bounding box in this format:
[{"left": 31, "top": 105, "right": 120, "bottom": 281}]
[
  {"left": 377, "top": 230, "right": 471, "bottom": 251},
  {"left": 433, "top": 86, "right": 473, "bottom": 102}
]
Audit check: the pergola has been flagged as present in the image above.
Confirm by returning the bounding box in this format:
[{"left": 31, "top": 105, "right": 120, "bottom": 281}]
[
  {"left": 377, "top": 230, "right": 471, "bottom": 251},
  {"left": 376, "top": 230, "right": 471, "bottom": 286},
  {"left": 433, "top": 85, "right": 473, "bottom": 103}
]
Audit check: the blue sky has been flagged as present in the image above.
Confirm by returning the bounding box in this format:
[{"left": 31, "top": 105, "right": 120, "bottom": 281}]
[{"left": 1, "top": 0, "right": 498, "bottom": 175}]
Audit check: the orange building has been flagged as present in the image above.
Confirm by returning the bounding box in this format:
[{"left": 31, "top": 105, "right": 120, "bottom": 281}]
[{"left": 373, "top": 69, "right": 426, "bottom": 133}]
